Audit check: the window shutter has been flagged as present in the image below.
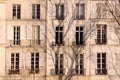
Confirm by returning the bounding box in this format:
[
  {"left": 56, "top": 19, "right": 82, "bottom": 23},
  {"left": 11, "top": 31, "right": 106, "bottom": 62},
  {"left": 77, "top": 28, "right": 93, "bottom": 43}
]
[
  {"left": 27, "top": 25, "right": 32, "bottom": 39},
  {"left": 40, "top": 53, "right": 44, "bottom": 68},
  {"left": 56, "top": 5, "right": 59, "bottom": 18},
  {"left": 7, "top": 26, "right": 13, "bottom": 40},
  {"left": 21, "top": 26, "right": 25, "bottom": 40},
  {"left": 81, "top": 4, "right": 85, "bottom": 17},
  {"left": 40, "top": 26, "right": 45, "bottom": 40}
]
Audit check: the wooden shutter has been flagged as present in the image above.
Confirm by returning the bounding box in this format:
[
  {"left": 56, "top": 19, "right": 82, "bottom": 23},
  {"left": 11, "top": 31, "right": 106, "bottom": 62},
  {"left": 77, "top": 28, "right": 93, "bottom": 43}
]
[
  {"left": 40, "top": 26, "right": 45, "bottom": 40},
  {"left": 7, "top": 26, "right": 13, "bottom": 40},
  {"left": 27, "top": 25, "right": 32, "bottom": 39}
]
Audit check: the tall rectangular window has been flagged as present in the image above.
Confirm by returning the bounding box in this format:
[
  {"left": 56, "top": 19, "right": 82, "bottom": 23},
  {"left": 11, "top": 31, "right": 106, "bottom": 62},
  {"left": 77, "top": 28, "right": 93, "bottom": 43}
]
[
  {"left": 13, "top": 4, "right": 21, "bottom": 19},
  {"left": 76, "top": 26, "right": 84, "bottom": 45},
  {"left": 13, "top": 26, "right": 20, "bottom": 45},
  {"left": 56, "top": 4, "right": 64, "bottom": 20},
  {"left": 31, "top": 52, "right": 39, "bottom": 73},
  {"left": 96, "top": 24, "right": 107, "bottom": 44},
  {"left": 31, "top": 26, "right": 40, "bottom": 45},
  {"left": 32, "top": 4, "right": 40, "bottom": 19},
  {"left": 75, "top": 3, "right": 85, "bottom": 20},
  {"left": 96, "top": 53, "right": 107, "bottom": 75},
  {"left": 55, "top": 26, "right": 63, "bottom": 45},
  {"left": 9, "top": 53, "right": 19, "bottom": 74},
  {"left": 55, "top": 54, "right": 64, "bottom": 75},
  {"left": 96, "top": 3, "right": 107, "bottom": 18},
  {"left": 75, "top": 54, "right": 84, "bottom": 75}
]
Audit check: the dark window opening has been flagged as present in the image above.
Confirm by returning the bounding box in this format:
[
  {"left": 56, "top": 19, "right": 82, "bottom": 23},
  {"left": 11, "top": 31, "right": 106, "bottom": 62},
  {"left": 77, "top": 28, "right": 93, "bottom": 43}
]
[
  {"left": 55, "top": 54, "right": 64, "bottom": 75},
  {"left": 55, "top": 26, "right": 63, "bottom": 45},
  {"left": 96, "top": 24, "right": 107, "bottom": 44},
  {"left": 56, "top": 4, "right": 64, "bottom": 20},
  {"left": 96, "top": 53, "right": 107, "bottom": 75},
  {"left": 76, "top": 26, "right": 84, "bottom": 45},
  {"left": 32, "top": 4, "right": 40, "bottom": 19},
  {"left": 13, "top": 4, "right": 21, "bottom": 19},
  {"left": 75, "top": 54, "right": 84, "bottom": 75},
  {"left": 13, "top": 26, "right": 20, "bottom": 45},
  {"left": 75, "top": 3, "right": 85, "bottom": 20}
]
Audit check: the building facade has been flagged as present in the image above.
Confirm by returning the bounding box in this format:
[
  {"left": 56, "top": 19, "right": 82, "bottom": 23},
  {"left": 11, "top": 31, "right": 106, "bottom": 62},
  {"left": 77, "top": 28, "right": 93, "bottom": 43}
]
[{"left": 0, "top": 0, "right": 120, "bottom": 80}]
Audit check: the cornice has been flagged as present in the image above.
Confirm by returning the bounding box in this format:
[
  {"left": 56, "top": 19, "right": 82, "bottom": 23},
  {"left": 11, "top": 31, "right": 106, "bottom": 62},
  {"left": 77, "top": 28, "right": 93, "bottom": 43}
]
[{"left": 0, "top": 0, "right": 6, "bottom": 3}]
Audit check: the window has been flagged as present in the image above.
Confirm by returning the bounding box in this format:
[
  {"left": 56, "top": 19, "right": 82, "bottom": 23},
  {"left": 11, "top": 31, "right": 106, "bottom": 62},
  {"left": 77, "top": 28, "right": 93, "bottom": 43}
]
[
  {"left": 56, "top": 4, "right": 64, "bottom": 20},
  {"left": 13, "top": 4, "right": 21, "bottom": 19},
  {"left": 96, "top": 3, "right": 107, "bottom": 18},
  {"left": 32, "top": 4, "right": 40, "bottom": 19},
  {"left": 76, "top": 26, "right": 84, "bottom": 45},
  {"left": 13, "top": 26, "right": 20, "bottom": 45},
  {"left": 9, "top": 53, "right": 19, "bottom": 74},
  {"left": 31, "top": 26, "right": 40, "bottom": 45},
  {"left": 55, "top": 54, "right": 64, "bottom": 75},
  {"left": 96, "top": 24, "right": 107, "bottom": 44},
  {"left": 96, "top": 53, "right": 107, "bottom": 75},
  {"left": 31, "top": 52, "right": 39, "bottom": 73},
  {"left": 55, "top": 26, "right": 63, "bottom": 45},
  {"left": 75, "top": 54, "right": 84, "bottom": 75},
  {"left": 75, "top": 3, "right": 85, "bottom": 20}
]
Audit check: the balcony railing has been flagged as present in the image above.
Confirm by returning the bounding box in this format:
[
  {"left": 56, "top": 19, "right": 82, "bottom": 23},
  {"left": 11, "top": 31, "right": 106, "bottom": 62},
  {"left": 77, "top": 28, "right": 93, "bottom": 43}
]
[
  {"left": 10, "top": 40, "right": 21, "bottom": 46},
  {"left": 55, "top": 68, "right": 65, "bottom": 75},
  {"left": 75, "top": 15, "right": 85, "bottom": 20},
  {"left": 8, "top": 69, "right": 20, "bottom": 75},
  {"left": 30, "top": 40, "right": 40, "bottom": 45},
  {"left": 72, "top": 41, "right": 85, "bottom": 46},
  {"left": 51, "top": 41, "right": 65, "bottom": 46},
  {"left": 29, "top": 69, "right": 39, "bottom": 74},
  {"left": 56, "top": 15, "right": 65, "bottom": 20},
  {"left": 95, "top": 39, "right": 107, "bottom": 44},
  {"left": 74, "top": 69, "right": 85, "bottom": 75},
  {"left": 95, "top": 69, "right": 107, "bottom": 75}
]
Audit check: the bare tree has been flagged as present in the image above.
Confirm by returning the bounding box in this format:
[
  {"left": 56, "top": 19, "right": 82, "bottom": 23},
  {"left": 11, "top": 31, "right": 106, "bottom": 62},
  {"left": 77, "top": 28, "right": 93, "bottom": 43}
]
[{"left": 46, "top": 0, "right": 100, "bottom": 80}]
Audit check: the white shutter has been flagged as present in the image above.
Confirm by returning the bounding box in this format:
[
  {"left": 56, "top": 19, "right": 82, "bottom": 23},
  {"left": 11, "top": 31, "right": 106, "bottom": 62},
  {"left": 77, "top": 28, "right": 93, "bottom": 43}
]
[
  {"left": 7, "top": 26, "right": 13, "bottom": 40},
  {"left": 40, "top": 53, "right": 44, "bottom": 68},
  {"left": 27, "top": 25, "right": 32, "bottom": 39},
  {"left": 25, "top": 53, "right": 31, "bottom": 69},
  {"left": 20, "top": 26, "right": 26, "bottom": 40},
  {"left": 40, "top": 26, "right": 45, "bottom": 40}
]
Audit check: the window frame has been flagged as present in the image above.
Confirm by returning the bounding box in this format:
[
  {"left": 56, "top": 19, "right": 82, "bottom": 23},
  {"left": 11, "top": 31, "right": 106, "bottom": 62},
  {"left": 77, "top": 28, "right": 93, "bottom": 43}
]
[
  {"left": 30, "top": 52, "right": 40, "bottom": 73},
  {"left": 31, "top": 26, "right": 40, "bottom": 45},
  {"left": 75, "top": 3, "right": 85, "bottom": 20},
  {"left": 75, "top": 54, "right": 84, "bottom": 75},
  {"left": 96, "top": 24, "right": 107, "bottom": 44},
  {"left": 56, "top": 3, "right": 65, "bottom": 20},
  {"left": 55, "top": 26, "right": 64, "bottom": 45},
  {"left": 96, "top": 53, "right": 107, "bottom": 75},
  {"left": 12, "top": 4, "right": 21, "bottom": 19},
  {"left": 9, "top": 53, "right": 20, "bottom": 75},
  {"left": 55, "top": 54, "right": 64, "bottom": 75},
  {"left": 32, "top": 4, "right": 40, "bottom": 19},
  {"left": 13, "top": 26, "right": 20, "bottom": 46},
  {"left": 75, "top": 26, "right": 84, "bottom": 45}
]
